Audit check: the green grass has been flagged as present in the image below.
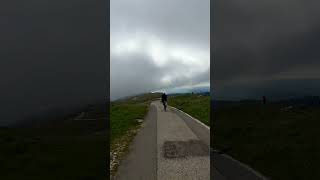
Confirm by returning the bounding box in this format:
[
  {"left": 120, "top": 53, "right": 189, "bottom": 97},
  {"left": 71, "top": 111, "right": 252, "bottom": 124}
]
[
  {"left": 0, "top": 125, "right": 107, "bottom": 180},
  {"left": 110, "top": 93, "right": 161, "bottom": 145},
  {"left": 109, "top": 93, "right": 161, "bottom": 175},
  {"left": 169, "top": 94, "right": 210, "bottom": 126},
  {"left": 213, "top": 104, "right": 320, "bottom": 180},
  {"left": 110, "top": 103, "right": 147, "bottom": 144}
]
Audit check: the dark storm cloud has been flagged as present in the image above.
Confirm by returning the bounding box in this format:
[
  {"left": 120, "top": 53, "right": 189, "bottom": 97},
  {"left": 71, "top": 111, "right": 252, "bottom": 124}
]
[
  {"left": 213, "top": 0, "right": 320, "bottom": 99},
  {"left": 0, "top": 0, "right": 107, "bottom": 125},
  {"left": 111, "top": 0, "right": 210, "bottom": 99}
]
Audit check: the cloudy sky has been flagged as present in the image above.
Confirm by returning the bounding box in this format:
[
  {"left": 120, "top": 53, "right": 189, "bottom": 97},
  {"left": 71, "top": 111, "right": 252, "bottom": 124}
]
[
  {"left": 110, "top": 0, "right": 210, "bottom": 100},
  {"left": 213, "top": 0, "right": 320, "bottom": 100},
  {"left": 0, "top": 0, "right": 107, "bottom": 125}
]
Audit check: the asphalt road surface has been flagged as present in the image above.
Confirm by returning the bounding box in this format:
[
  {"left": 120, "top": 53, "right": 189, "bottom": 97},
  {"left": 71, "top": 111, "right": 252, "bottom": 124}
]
[
  {"left": 114, "top": 101, "right": 267, "bottom": 180},
  {"left": 114, "top": 101, "right": 210, "bottom": 180}
]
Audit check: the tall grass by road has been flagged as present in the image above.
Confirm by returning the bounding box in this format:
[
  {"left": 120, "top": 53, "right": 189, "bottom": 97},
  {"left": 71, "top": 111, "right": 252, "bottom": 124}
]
[
  {"left": 110, "top": 93, "right": 161, "bottom": 175},
  {"left": 169, "top": 94, "right": 210, "bottom": 126},
  {"left": 0, "top": 104, "right": 107, "bottom": 180},
  {"left": 110, "top": 103, "right": 147, "bottom": 144},
  {"left": 213, "top": 103, "right": 320, "bottom": 180},
  {"left": 110, "top": 93, "right": 161, "bottom": 145}
]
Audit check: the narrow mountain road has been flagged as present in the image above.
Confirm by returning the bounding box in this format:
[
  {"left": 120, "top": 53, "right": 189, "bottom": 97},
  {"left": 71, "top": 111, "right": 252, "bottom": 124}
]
[
  {"left": 156, "top": 101, "right": 210, "bottom": 180},
  {"left": 113, "top": 101, "right": 267, "bottom": 180},
  {"left": 114, "top": 101, "right": 210, "bottom": 180}
]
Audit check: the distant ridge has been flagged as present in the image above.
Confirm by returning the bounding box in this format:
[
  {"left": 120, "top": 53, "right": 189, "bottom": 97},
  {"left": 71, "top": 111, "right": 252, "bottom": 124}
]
[{"left": 213, "top": 96, "right": 320, "bottom": 109}]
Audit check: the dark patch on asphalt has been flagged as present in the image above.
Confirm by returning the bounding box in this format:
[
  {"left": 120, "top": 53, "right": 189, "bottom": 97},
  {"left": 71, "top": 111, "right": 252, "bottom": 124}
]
[{"left": 163, "top": 140, "right": 209, "bottom": 159}]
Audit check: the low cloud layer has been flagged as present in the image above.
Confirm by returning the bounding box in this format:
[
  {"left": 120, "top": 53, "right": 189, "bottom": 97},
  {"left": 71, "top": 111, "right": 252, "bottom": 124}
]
[
  {"left": 111, "top": 0, "right": 210, "bottom": 100},
  {"left": 0, "top": 0, "right": 107, "bottom": 125},
  {"left": 213, "top": 0, "right": 320, "bottom": 100}
]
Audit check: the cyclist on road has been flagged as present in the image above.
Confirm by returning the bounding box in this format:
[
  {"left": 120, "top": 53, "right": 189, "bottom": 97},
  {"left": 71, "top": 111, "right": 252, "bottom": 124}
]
[{"left": 161, "top": 93, "right": 168, "bottom": 111}]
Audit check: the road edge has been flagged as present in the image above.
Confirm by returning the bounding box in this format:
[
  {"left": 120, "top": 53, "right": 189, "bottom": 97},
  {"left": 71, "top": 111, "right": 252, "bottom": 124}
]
[
  {"left": 221, "top": 154, "right": 269, "bottom": 180},
  {"left": 169, "top": 105, "right": 210, "bottom": 146},
  {"left": 212, "top": 153, "right": 270, "bottom": 180},
  {"left": 170, "top": 105, "right": 269, "bottom": 180},
  {"left": 113, "top": 103, "right": 158, "bottom": 180}
]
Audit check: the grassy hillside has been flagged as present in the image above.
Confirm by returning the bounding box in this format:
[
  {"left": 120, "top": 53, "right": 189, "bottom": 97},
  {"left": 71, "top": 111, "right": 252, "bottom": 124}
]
[
  {"left": 0, "top": 104, "right": 107, "bottom": 180},
  {"left": 110, "top": 103, "right": 147, "bottom": 143},
  {"left": 110, "top": 93, "right": 161, "bottom": 175},
  {"left": 213, "top": 103, "right": 320, "bottom": 180},
  {"left": 110, "top": 92, "right": 161, "bottom": 144},
  {"left": 169, "top": 94, "right": 210, "bottom": 126}
]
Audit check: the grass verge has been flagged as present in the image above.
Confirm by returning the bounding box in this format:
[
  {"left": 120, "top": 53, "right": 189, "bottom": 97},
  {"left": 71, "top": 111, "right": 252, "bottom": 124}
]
[
  {"left": 110, "top": 93, "right": 161, "bottom": 176},
  {"left": 169, "top": 94, "right": 210, "bottom": 126},
  {"left": 213, "top": 103, "right": 320, "bottom": 180},
  {"left": 0, "top": 104, "right": 107, "bottom": 180}
]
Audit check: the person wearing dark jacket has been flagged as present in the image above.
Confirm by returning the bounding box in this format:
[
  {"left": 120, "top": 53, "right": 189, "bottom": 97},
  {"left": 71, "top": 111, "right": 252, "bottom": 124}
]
[{"left": 161, "top": 93, "right": 168, "bottom": 111}]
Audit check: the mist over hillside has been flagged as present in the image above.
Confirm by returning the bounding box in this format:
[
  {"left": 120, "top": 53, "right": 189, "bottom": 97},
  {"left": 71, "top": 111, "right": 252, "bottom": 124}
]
[
  {"left": 213, "top": 78, "right": 320, "bottom": 101},
  {"left": 0, "top": 0, "right": 107, "bottom": 126}
]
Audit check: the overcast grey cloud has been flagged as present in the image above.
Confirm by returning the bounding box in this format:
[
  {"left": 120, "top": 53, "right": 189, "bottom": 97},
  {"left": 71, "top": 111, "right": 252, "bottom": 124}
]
[
  {"left": 213, "top": 0, "right": 320, "bottom": 100},
  {"left": 111, "top": 0, "right": 210, "bottom": 100},
  {"left": 0, "top": 0, "right": 107, "bottom": 125}
]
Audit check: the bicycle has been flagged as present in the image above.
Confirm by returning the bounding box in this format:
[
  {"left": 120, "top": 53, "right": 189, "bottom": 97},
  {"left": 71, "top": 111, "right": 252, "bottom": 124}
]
[{"left": 162, "top": 101, "right": 167, "bottom": 111}]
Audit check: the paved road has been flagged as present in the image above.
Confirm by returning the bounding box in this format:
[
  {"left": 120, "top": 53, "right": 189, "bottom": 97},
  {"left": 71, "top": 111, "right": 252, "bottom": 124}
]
[
  {"left": 114, "top": 101, "right": 210, "bottom": 180},
  {"left": 212, "top": 153, "right": 268, "bottom": 180},
  {"left": 114, "top": 104, "right": 158, "bottom": 180},
  {"left": 156, "top": 101, "right": 210, "bottom": 180},
  {"left": 114, "top": 101, "right": 267, "bottom": 180}
]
